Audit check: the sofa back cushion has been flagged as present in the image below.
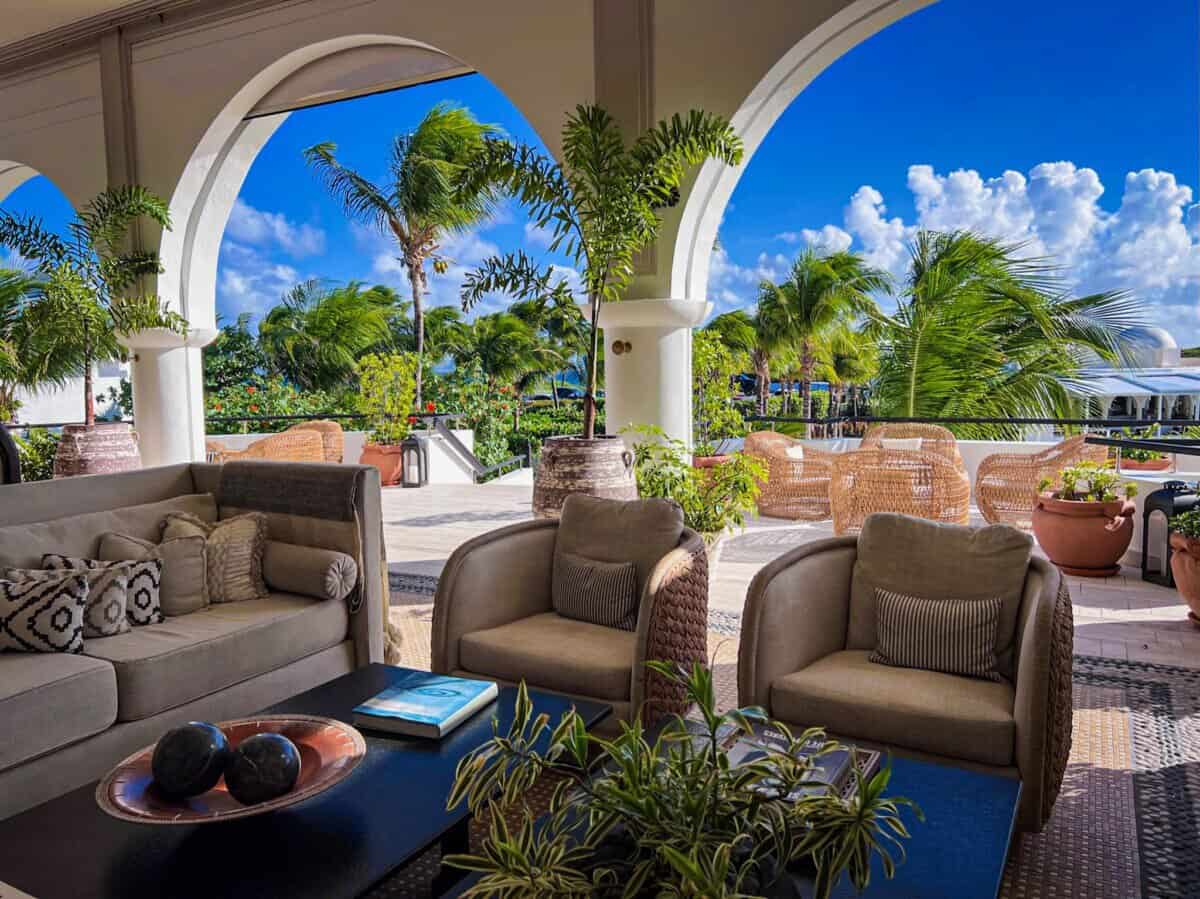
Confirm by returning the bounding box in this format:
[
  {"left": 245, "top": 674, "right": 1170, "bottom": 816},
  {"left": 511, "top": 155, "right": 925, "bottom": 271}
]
[
  {"left": 848, "top": 513, "right": 1032, "bottom": 678},
  {"left": 555, "top": 494, "right": 684, "bottom": 600},
  {"left": 0, "top": 494, "right": 216, "bottom": 571}
]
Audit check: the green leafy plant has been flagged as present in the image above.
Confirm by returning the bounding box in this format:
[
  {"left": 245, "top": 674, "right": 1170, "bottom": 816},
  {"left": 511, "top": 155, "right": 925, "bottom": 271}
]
[
  {"left": 356, "top": 353, "right": 418, "bottom": 446},
  {"left": 460, "top": 104, "right": 743, "bottom": 439},
  {"left": 625, "top": 424, "right": 765, "bottom": 538},
  {"left": 1052, "top": 461, "right": 1139, "bottom": 503},
  {"left": 1170, "top": 509, "right": 1200, "bottom": 540},
  {"left": 14, "top": 427, "right": 59, "bottom": 482},
  {"left": 203, "top": 313, "right": 271, "bottom": 393},
  {"left": 1118, "top": 425, "right": 1165, "bottom": 462},
  {"left": 0, "top": 186, "right": 188, "bottom": 427},
  {"left": 424, "top": 359, "right": 520, "bottom": 468},
  {"left": 445, "top": 662, "right": 919, "bottom": 898},
  {"left": 692, "top": 330, "right": 746, "bottom": 456},
  {"left": 204, "top": 377, "right": 352, "bottom": 436}
]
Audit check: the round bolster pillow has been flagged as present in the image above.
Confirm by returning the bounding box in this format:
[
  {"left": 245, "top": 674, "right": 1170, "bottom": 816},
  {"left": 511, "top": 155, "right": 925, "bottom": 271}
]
[{"left": 262, "top": 541, "right": 358, "bottom": 602}]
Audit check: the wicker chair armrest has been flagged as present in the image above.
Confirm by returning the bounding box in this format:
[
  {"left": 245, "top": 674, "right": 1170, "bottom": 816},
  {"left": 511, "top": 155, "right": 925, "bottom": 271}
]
[
  {"left": 976, "top": 452, "right": 1038, "bottom": 480},
  {"left": 634, "top": 528, "right": 710, "bottom": 725}
]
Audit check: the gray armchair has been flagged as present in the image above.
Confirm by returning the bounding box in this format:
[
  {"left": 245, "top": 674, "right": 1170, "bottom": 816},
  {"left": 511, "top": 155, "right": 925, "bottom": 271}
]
[
  {"left": 431, "top": 496, "right": 710, "bottom": 730},
  {"left": 737, "top": 514, "right": 1073, "bottom": 833}
]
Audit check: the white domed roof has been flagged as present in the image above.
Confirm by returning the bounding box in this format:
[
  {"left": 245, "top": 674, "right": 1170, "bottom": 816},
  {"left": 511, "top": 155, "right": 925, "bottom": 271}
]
[{"left": 1120, "top": 326, "right": 1180, "bottom": 367}]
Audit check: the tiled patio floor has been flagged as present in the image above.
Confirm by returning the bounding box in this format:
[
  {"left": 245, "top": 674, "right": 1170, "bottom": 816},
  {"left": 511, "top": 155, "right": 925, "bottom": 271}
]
[{"left": 382, "top": 483, "right": 1200, "bottom": 669}]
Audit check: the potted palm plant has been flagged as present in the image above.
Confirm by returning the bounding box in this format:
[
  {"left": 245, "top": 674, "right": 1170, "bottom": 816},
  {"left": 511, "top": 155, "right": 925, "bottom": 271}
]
[
  {"left": 1169, "top": 509, "right": 1200, "bottom": 627},
  {"left": 0, "top": 186, "right": 188, "bottom": 477},
  {"left": 1032, "top": 461, "right": 1139, "bottom": 577},
  {"left": 356, "top": 352, "right": 418, "bottom": 485},
  {"left": 460, "top": 105, "right": 744, "bottom": 517}
]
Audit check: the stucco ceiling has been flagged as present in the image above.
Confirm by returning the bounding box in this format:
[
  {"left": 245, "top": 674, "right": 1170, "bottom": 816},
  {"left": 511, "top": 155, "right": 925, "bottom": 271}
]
[{"left": 0, "top": 1, "right": 159, "bottom": 50}]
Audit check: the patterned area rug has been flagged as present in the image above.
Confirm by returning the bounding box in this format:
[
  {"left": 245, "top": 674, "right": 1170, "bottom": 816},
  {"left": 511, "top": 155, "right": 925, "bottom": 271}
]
[{"left": 382, "top": 597, "right": 1200, "bottom": 898}]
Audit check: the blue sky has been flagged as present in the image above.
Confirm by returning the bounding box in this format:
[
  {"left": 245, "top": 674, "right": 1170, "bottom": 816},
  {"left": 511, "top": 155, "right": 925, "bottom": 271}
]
[{"left": 6, "top": 0, "right": 1199, "bottom": 340}]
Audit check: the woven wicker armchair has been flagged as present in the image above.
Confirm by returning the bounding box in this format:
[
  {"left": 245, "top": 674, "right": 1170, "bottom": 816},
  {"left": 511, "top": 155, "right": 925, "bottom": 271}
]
[
  {"left": 205, "top": 429, "right": 326, "bottom": 464},
  {"left": 743, "top": 430, "right": 835, "bottom": 521},
  {"left": 830, "top": 447, "right": 971, "bottom": 535},
  {"left": 285, "top": 420, "right": 344, "bottom": 463},
  {"left": 976, "top": 434, "right": 1108, "bottom": 530},
  {"left": 861, "top": 422, "right": 966, "bottom": 471}
]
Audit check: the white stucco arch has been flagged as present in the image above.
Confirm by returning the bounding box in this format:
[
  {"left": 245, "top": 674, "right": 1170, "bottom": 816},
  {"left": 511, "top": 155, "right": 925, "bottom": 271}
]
[
  {"left": 0, "top": 162, "right": 40, "bottom": 204},
  {"left": 669, "top": 0, "right": 937, "bottom": 303}
]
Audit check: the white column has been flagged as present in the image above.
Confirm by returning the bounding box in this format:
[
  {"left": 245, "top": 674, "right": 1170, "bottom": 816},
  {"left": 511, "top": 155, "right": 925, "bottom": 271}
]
[
  {"left": 119, "top": 327, "right": 217, "bottom": 467},
  {"left": 597, "top": 298, "right": 711, "bottom": 448}
]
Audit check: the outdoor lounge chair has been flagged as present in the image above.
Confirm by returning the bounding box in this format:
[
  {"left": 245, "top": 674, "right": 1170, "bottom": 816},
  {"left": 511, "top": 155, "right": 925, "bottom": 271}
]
[
  {"left": 737, "top": 513, "right": 1072, "bottom": 834},
  {"left": 430, "top": 494, "right": 709, "bottom": 732},
  {"left": 830, "top": 445, "right": 971, "bottom": 535},
  {"left": 860, "top": 422, "right": 966, "bottom": 470},
  {"left": 205, "top": 420, "right": 344, "bottom": 464},
  {"left": 743, "top": 430, "right": 835, "bottom": 521},
  {"left": 976, "top": 434, "right": 1108, "bottom": 530}
]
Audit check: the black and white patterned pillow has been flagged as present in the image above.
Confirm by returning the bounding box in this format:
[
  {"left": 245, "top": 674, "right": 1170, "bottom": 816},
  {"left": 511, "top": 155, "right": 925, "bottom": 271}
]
[
  {"left": 552, "top": 551, "right": 639, "bottom": 631},
  {"left": 0, "top": 572, "right": 88, "bottom": 653},
  {"left": 42, "top": 554, "right": 164, "bottom": 626},
  {"left": 6, "top": 565, "right": 130, "bottom": 639},
  {"left": 869, "top": 588, "right": 1003, "bottom": 682}
]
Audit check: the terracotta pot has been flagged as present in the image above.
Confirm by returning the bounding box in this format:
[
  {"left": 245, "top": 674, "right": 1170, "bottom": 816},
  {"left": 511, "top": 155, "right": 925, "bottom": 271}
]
[
  {"left": 1120, "top": 457, "right": 1172, "bottom": 472},
  {"left": 692, "top": 454, "right": 731, "bottom": 469},
  {"left": 1169, "top": 532, "right": 1200, "bottom": 628},
  {"left": 532, "top": 435, "right": 637, "bottom": 518},
  {"left": 1031, "top": 493, "right": 1135, "bottom": 577},
  {"left": 53, "top": 422, "right": 141, "bottom": 478},
  {"left": 359, "top": 443, "right": 403, "bottom": 486}
]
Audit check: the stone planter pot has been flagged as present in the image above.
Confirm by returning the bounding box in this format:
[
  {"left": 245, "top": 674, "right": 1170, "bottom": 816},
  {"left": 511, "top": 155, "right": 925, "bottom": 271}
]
[
  {"left": 1120, "top": 457, "right": 1172, "bottom": 472},
  {"left": 359, "top": 443, "right": 403, "bottom": 486},
  {"left": 1032, "top": 493, "right": 1136, "bottom": 577},
  {"left": 53, "top": 422, "right": 141, "bottom": 478},
  {"left": 1169, "top": 532, "right": 1200, "bottom": 628},
  {"left": 532, "top": 435, "right": 637, "bottom": 518}
]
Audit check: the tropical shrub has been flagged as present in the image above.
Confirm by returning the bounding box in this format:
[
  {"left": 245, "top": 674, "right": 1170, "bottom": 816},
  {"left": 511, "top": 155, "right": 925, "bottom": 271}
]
[
  {"left": 692, "top": 330, "right": 745, "bottom": 456},
  {"left": 506, "top": 402, "right": 606, "bottom": 458},
  {"left": 1118, "top": 425, "right": 1165, "bottom": 462},
  {"left": 357, "top": 353, "right": 419, "bottom": 446},
  {"left": 423, "top": 360, "right": 516, "bottom": 466},
  {"left": 1170, "top": 509, "right": 1200, "bottom": 540},
  {"left": 204, "top": 313, "right": 270, "bottom": 392},
  {"left": 205, "top": 377, "right": 352, "bottom": 435},
  {"left": 1039, "top": 462, "right": 1138, "bottom": 502},
  {"left": 446, "top": 662, "right": 918, "bottom": 898},
  {"left": 14, "top": 428, "right": 59, "bottom": 482},
  {"left": 625, "top": 425, "right": 764, "bottom": 538}
]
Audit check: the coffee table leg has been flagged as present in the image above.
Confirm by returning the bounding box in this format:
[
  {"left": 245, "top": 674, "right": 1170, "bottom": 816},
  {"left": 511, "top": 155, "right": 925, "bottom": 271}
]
[{"left": 432, "top": 817, "right": 470, "bottom": 895}]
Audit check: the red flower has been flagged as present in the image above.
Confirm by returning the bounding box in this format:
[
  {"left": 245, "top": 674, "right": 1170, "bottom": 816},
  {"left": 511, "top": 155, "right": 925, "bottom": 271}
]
[
  {"left": 407, "top": 415, "right": 418, "bottom": 425},
  {"left": 498, "top": 386, "right": 509, "bottom": 394},
  {"left": 425, "top": 401, "right": 436, "bottom": 413},
  {"left": 501, "top": 404, "right": 509, "bottom": 411},
  {"left": 212, "top": 403, "right": 223, "bottom": 412},
  {"left": 246, "top": 385, "right": 257, "bottom": 395},
  {"left": 248, "top": 404, "right": 259, "bottom": 413}
]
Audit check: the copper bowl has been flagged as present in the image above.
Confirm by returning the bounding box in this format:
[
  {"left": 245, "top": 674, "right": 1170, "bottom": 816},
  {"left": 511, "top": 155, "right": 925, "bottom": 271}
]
[{"left": 96, "top": 714, "right": 366, "bottom": 824}]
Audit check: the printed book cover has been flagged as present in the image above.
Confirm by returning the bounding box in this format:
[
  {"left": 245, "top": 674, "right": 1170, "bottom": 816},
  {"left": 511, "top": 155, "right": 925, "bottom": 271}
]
[{"left": 352, "top": 671, "right": 498, "bottom": 738}]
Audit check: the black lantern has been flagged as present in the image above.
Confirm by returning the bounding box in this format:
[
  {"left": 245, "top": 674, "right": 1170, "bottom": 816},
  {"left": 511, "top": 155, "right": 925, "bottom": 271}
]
[
  {"left": 1142, "top": 480, "right": 1199, "bottom": 586},
  {"left": 400, "top": 435, "right": 428, "bottom": 488}
]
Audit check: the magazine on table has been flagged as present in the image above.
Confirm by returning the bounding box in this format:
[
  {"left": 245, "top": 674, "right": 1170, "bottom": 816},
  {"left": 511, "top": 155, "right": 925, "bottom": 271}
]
[{"left": 352, "top": 671, "right": 498, "bottom": 739}]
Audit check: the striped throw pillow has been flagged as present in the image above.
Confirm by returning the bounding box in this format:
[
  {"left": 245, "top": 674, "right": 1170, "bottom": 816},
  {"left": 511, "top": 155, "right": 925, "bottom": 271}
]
[
  {"left": 869, "top": 588, "right": 1003, "bottom": 681},
  {"left": 552, "top": 551, "right": 639, "bottom": 631}
]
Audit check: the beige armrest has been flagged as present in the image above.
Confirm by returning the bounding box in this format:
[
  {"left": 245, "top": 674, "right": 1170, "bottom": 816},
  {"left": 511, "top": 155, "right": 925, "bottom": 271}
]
[
  {"left": 431, "top": 518, "right": 558, "bottom": 673},
  {"left": 263, "top": 540, "right": 357, "bottom": 601},
  {"left": 738, "top": 536, "right": 858, "bottom": 709}
]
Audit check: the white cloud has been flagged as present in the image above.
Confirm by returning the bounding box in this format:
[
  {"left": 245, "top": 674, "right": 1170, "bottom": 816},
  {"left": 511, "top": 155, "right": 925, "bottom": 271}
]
[
  {"left": 225, "top": 198, "right": 325, "bottom": 258},
  {"left": 216, "top": 240, "right": 302, "bottom": 320},
  {"left": 523, "top": 222, "right": 555, "bottom": 249}
]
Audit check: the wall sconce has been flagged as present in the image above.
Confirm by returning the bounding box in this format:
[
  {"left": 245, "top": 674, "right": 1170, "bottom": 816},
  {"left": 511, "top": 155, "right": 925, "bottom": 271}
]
[{"left": 611, "top": 340, "right": 632, "bottom": 355}]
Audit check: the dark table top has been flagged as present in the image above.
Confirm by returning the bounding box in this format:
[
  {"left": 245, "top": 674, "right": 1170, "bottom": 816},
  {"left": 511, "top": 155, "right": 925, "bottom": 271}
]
[
  {"left": 0, "top": 664, "right": 610, "bottom": 899},
  {"left": 444, "top": 754, "right": 1020, "bottom": 899}
]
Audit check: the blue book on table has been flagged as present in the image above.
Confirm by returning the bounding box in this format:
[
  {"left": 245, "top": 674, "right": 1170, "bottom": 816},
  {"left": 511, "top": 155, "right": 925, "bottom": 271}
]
[{"left": 352, "top": 671, "right": 498, "bottom": 739}]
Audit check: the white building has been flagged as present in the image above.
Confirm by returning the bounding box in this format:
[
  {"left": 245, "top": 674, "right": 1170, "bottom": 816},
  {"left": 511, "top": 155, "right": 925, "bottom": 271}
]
[
  {"left": 12, "top": 360, "right": 130, "bottom": 425},
  {"left": 1069, "top": 327, "right": 1200, "bottom": 421}
]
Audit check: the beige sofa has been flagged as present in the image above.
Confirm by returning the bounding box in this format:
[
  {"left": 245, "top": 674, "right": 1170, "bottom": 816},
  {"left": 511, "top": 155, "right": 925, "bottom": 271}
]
[
  {"left": 0, "top": 461, "right": 385, "bottom": 820},
  {"left": 738, "top": 514, "right": 1073, "bottom": 833}
]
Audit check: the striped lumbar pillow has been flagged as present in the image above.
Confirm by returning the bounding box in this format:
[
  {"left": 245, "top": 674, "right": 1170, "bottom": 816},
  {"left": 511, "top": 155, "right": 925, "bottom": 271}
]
[
  {"left": 552, "top": 551, "right": 639, "bottom": 631},
  {"left": 870, "top": 588, "right": 1003, "bottom": 681}
]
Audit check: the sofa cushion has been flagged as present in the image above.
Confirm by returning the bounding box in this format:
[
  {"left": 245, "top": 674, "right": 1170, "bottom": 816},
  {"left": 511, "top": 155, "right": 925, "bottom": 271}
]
[
  {"left": 870, "top": 589, "right": 1003, "bottom": 681},
  {"left": 81, "top": 593, "right": 348, "bottom": 721},
  {"left": 262, "top": 541, "right": 357, "bottom": 602},
  {"left": 43, "top": 554, "right": 164, "bottom": 626},
  {"left": 459, "top": 611, "right": 635, "bottom": 702},
  {"left": 5, "top": 564, "right": 131, "bottom": 639},
  {"left": 99, "top": 532, "right": 208, "bottom": 617},
  {"left": 848, "top": 513, "right": 1032, "bottom": 678},
  {"left": 555, "top": 494, "right": 683, "bottom": 599},
  {"left": 0, "top": 572, "right": 89, "bottom": 654},
  {"left": 771, "top": 650, "right": 1015, "bottom": 767},
  {"left": 162, "top": 512, "right": 268, "bottom": 604},
  {"left": 552, "top": 551, "right": 639, "bottom": 631},
  {"left": 0, "top": 652, "right": 117, "bottom": 770},
  {"left": 0, "top": 493, "right": 216, "bottom": 570}
]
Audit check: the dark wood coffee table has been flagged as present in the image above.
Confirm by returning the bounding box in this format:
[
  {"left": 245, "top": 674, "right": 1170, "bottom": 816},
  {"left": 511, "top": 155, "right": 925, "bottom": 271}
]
[{"left": 0, "top": 664, "right": 610, "bottom": 899}]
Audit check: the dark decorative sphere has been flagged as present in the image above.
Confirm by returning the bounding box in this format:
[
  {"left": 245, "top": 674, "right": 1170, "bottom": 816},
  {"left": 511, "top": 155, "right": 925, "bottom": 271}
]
[
  {"left": 224, "top": 733, "right": 301, "bottom": 805},
  {"left": 151, "top": 722, "right": 231, "bottom": 799}
]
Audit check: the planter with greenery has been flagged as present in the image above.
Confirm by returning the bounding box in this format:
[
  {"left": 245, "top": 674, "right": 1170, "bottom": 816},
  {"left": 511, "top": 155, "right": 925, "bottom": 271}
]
[
  {"left": 445, "top": 662, "right": 918, "bottom": 898},
  {"left": 460, "top": 104, "right": 743, "bottom": 516},
  {"left": 356, "top": 352, "right": 418, "bottom": 485},
  {"left": 1168, "top": 509, "right": 1200, "bottom": 627},
  {"left": 1117, "top": 426, "right": 1171, "bottom": 471},
  {"left": 1033, "top": 462, "right": 1139, "bottom": 577},
  {"left": 0, "top": 186, "right": 188, "bottom": 477},
  {"left": 692, "top": 330, "right": 746, "bottom": 466}
]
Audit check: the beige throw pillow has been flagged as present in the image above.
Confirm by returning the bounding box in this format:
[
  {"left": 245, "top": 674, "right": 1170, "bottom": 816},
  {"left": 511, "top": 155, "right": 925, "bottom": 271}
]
[
  {"left": 98, "top": 532, "right": 209, "bottom": 617},
  {"left": 4, "top": 565, "right": 131, "bottom": 639},
  {"left": 161, "top": 512, "right": 268, "bottom": 603}
]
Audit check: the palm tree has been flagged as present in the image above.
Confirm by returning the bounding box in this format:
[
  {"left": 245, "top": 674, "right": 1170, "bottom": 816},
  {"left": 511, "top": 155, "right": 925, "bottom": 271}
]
[
  {"left": 510, "top": 291, "right": 588, "bottom": 408},
  {"left": 304, "top": 104, "right": 501, "bottom": 407},
  {"left": 705, "top": 294, "right": 791, "bottom": 416},
  {"left": 0, "top": 185, "right": 184, "bottom": 426},
  {"left": 817, "top": 325, "right": 877, "bottom": 424},
  {"left": 453, "top": 312, "right": 560, "bottom": 427},
  {"left": 461, "top": 105, "right": 742, "bottom": 439},
  {"left": 868, "top": 230, "right": 1140, "bottom": 437},
  {"left": 0, "top": 270, "right": 58, "bottom": 420},
  {"left": 258, "top": 280, "right": 398, "bottom": 391},
  {"left": 764, "top": 248, "right": 889, "bottom": 421}
]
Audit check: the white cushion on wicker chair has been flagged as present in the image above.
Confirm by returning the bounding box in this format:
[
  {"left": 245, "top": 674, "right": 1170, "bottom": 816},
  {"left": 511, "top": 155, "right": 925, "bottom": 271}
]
[
  {"left": 880, "top": 437, "right": 924, "bottom": 452},
  {"left": 784, "top": 445, "right": 805, "bottom": 460}
]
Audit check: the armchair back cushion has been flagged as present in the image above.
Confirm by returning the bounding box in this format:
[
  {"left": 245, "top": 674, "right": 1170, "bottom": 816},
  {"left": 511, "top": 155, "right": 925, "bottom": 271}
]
[
  {"left": 554, "top": 494, "right": 684, "bottom": 601},
  {"left": 848, "top": 513, "right": 1032, "bottom": 678},
  {"left": 552, "top": 551, "right": 639, "bottom": 630}
]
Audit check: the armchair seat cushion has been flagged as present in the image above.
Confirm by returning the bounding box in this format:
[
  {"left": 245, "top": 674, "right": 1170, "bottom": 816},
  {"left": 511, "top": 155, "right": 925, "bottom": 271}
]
[
  {"left": 771, "top": 650, "right": 1015, "bottom": 766},
  {"left": 458, "top": 611, "right": 635, "bottom": 702}
]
